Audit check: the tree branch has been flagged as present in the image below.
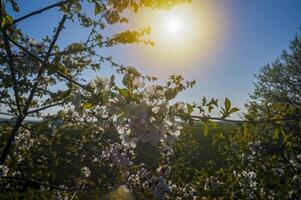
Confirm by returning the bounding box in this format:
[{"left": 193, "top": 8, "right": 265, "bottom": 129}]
[
  {"left": 36, "top": 87, "right": 56, "bottom": 96},
  {"left": 0, "top": 112, "right": 14, "bottom": 116},
  {"left": 7, "top": 37, "right": 90, "bottom": 91},
  {"left": 177, "top": 113, "right": 292, "bottom": 125},
  {"left": 2, "top": 96, "right": 19, "bottom": 118},
  {"left": 1, "top": 25, "right": 22, "bottom": 116},
  {"left": 0, "top": 11, "right": 69, "bottom": 164},
  {"left": 0, "top": 176, "right": 107, "bottom": 191},
  {"left": 11, "top": 1, "right": 70, "bottom": 25},
  {"left": 27, "top": 101, "right": 65, "bottom": 115}
]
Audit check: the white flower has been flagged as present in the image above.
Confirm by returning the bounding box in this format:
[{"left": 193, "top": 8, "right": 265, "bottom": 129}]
[
  {"left": 28, "top": 38, "right": 39, "bottom": 46},
  {"left": 89, "top": 76, "right": 109, "bottom": 94},
  {"left": 81, "top": 166, "right": 91, "bottom": 178},
  {"left": 169, "top": 124, "right": 181, "bottom": 137},
  {"left": 120, "top": 134, "right": 138, "bottom": 148},
  {"left": 0, "top": 164, "right": 9, "bottom": 176},
  {"left": 72, "top": 91, "right": 82, "bottom": 111},
  {"left": 28, "top": 38, "right": 44, "bottom": 56},
  {"left": 146, "top": 85, "right": 164, "bottom": 99},
  {"left": 157, "top": 165, "right": 171, "bottom": 177},
  {"left": 174, "top": 102, "right": 185, "bottom": 112},
  {"left": 164, "top": 135, "right": 177, "bottom": 144},
  {"left": 133, "top": 77, "right": 145, "bottom": 88}
]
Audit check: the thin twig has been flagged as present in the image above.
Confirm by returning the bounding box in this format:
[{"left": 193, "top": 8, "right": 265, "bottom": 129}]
[
  {"left": 12, "top": 1, "right": 70, "bottom": 25},
  {"left": 1, "top": 25, "right": 22, "bottom": 116},
  {"left": 7, "top": 37, "right": 90, "bottom": 91},
  {"left": 178, "top": 113, "right": 292, "bottom": 125},
  {"left": 0, "top": 112, "right": 14, "bottom": 116},
  {"left": 0, "top": 10, "right": 70, "bottom": 164},
  {"left": 27, "top": 101, "right": 65, "bottom": 115},
  {"left": 0, "top": 176, "right": 106, "bottom": 191}
]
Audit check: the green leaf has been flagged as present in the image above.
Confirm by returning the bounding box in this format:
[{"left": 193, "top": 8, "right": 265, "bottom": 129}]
[
  {"left": 5, "top": 15, "right": 13, "bottom": 25},
  {"left": 118, "top": 88, "right": 129, "bottom": 98},
  {"left": 60, "top": 4, "right": 69, "bottom": 14},
  {"left": 242, "top": 123, "right": 250, "bottom": 139},
  {"left": 203, "top": 122, "right": 209, "bottom": 137},
  {"left": 271, "top": 113, "right": 283, "bottom": 123},
  {"left": 273, "top": 128, "right": 280, "bottom": 141},
  {"left": 94, "top": 2, "right": 102, "bottom": 15},
  {"left": 228, "top": 107, "right": 240, "bottom": 115},
  {"left": 58, "top": 65, "right": 68, "bottom": 75},
  {"left": 83, "top": 102, "right": 93, "bottom": 109},
  {"left": 282, "top": 130, "right": 289, "bottom": 144},
  {"left": 208, "top": 120, "right": 217, "bottom": 128},
  {"left": 271, "top": 103, "right": 286, "bottom": 110},
  {"left": 1, "top": 17, "right": 6, "bottom": 28},
  {"left": 187, "top": 103, "right": 193, "bottom": 115},
  {"left": 47, "top": 66, "right": 57, "bottom": 75},
  {"left": 286, "top": 141, "right": 292, "bottom": 149},
  {"left": 130, "top": 2, "right": 139, "bottom": 13},
  {"left": 225, "top": 97, "right": 231, "bottom": 111},
  {"left": 62, "top": 68, "right": 68, "bottom": 75},
  {"left": 208, "top": 105, "right": 214, "bottom": 113}
]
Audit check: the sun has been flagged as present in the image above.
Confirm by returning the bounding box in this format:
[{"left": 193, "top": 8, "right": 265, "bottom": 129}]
[
  {"left": 166, "top": 18, "right": 181, "bottom": 34},
  {"left": 130, "top": 1, "right": 225, "bottom": 71}
]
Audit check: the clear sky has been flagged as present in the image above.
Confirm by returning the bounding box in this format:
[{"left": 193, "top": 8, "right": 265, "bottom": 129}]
[{"left": 6, "top": 0, "right": 301, "bottom": 118}]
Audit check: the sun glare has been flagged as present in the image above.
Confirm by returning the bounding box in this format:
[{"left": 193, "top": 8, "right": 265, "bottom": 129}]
[
  {"left": 128, "top": 1, "right": 225, "bottom": 72},
  {"left": 166, "top": 18, "right": 181, "bottom": 34}
]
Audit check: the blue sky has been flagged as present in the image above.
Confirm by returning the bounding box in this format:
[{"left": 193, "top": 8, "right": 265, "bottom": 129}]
[{"left": 6, "top": 0, "right": 301, "bottom": 118}]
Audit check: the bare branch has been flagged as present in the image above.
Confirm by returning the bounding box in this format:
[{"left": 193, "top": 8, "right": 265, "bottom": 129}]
[
  {"left": 2, "top": 96, "right": 19, "bottom": 118},
  {"left": 12, "top": 1, "right": 70, "bottom": 25},
  {"left": 0, "top": 176, "right": 108, "bottom": 191},
  {"left": 0, "top": 112, "right": 14, "bottom": 116},
  {"left": 56, "top": 71, "right": 88, "bottom": 89},
  {"left": 27, "top": 101, "right": 65, "bottom": 115},
  {"left": 36, "top": 87, "right": 57, "bottom": 96},
  {"left": 177, "top": 113, "right": 292, "bottom": 125},
  {"left": 1, "top": 27, "right": 22, "bottom": 116}
]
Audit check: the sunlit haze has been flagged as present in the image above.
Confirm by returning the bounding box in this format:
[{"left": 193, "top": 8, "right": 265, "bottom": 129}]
[{"left": 128, "top": 1, "right": 224, "bottom": 73}]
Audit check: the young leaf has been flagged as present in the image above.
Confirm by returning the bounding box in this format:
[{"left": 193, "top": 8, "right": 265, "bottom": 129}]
[
  {"left": 83, "top": 102, "right": 93, "bottom": 109},
  {"left": 208, "top": 120, "right": 217, "bottom": 128},
  {"left": 242, "top": 123, "right": 250, "bottom": 139},
  {"left": 47, "top": 66, "right": 58, "bottom": 75},
  {"left": 5, "top": 15, "right": 13, "bottom": 25},
  {"left": 228, "top": 107, "right": 240, "bottom": 115},
  {"left": 60, "top": 4, "right": 69, "bottom": 14},
  {"left": 208, "top": 105, "right": 214, "bottom": 113},
  {"left": 273, "top": 128, "right": 280, "bottom": 141},
  {"left": 94, "top": 2, "right": 102, "bottom": 15},
  {"left": 225, "top": 97, "right": 231, "bottom": 111},
  {"left": 1, "top": 17, "right": 6, "bottom": 28},
  {"left": 187, "top": 103, "right": 194, "bottom": 115},
  {"left": 203, "top": 122, "right": 209, "bottom": 137},
  {"left": 118, "top": 88, "right": 129, "bottom": 98}
]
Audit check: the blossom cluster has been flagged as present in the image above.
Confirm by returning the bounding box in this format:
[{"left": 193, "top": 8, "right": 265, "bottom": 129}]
[{"left": 71, "top": 70, "right": 191, "bottom": 148}]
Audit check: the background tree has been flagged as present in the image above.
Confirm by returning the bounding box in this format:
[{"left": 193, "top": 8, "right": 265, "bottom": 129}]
[
  {"left": 243, "top": 34, "right": 301, "bottom": 199},
  {"left": 246, "top": 34, "right": 301, "bottom": 134}
]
